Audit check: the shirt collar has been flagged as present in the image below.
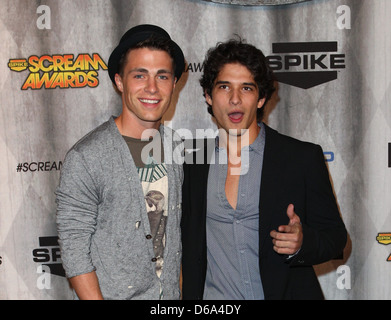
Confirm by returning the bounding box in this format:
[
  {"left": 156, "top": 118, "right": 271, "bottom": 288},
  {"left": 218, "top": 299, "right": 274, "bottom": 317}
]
[{"left": 215, "top": 122, "right": 265, "bottom": 155}]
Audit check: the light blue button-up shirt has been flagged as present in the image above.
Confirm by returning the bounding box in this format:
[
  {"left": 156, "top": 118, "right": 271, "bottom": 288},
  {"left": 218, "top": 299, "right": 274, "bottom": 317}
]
[{"left": 203, "top": 123, "right": 266, "bottom": 300}]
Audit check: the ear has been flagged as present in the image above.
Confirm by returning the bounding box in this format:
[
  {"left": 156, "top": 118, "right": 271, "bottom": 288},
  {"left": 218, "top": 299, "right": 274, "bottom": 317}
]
[
  {"left": 257, "top": 97, "right": 266, "bottom": 109},
  {"left": 205, "top": 91, "right": 212, "bottom": 106},
  {"left": 114, "top": 73, "right": 123, "bottom": 92}
]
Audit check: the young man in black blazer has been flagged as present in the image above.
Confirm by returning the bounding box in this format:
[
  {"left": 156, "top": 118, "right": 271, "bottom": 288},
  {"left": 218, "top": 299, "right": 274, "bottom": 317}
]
[{"left": 181, "top": 38, "right": 347, "bottom": 300}]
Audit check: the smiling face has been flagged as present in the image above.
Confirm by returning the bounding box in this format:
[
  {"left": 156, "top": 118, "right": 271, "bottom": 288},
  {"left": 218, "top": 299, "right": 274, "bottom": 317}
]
[
  {"left": 114, "top": 47, "right": 176, "bottom": 136},
  {"left": 205, "top": 62, "right": 265, "bottom": 144}
]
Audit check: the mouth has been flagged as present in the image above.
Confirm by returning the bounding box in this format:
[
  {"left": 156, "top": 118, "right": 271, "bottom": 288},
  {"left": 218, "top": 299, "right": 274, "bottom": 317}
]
[
  {"left": 139, "top": 98, "right": 161, "bottom": 107},
  {"left": 228, "top": 111, "right": 244, "bottom": 123}
]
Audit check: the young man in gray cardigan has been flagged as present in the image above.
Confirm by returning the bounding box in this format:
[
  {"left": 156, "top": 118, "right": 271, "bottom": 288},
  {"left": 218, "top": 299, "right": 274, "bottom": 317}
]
[{"left": 56, "top": 25, "right": 185, "bottom": 300}]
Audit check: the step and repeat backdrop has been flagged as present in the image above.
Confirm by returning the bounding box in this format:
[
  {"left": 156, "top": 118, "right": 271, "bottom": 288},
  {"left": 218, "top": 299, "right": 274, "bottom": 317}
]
[{"left": 1, "top": 0, "right": 390, "bottom": 300}]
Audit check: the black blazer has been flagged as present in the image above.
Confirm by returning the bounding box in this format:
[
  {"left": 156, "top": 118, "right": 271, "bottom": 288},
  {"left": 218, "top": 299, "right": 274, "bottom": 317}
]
[{"left": 181, "top": 124, "right": 347, "bottom": 300}]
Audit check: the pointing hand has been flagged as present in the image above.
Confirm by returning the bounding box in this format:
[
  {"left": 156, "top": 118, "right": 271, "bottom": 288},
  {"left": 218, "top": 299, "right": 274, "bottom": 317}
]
[{"left": 270, "top": 204, "right": 303, "bottom": 255}]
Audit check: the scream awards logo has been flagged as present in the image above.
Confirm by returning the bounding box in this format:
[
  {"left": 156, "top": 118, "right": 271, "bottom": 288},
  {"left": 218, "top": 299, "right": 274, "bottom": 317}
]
[
  {"left": 376, "top": 233, "right": 391, "bottom": 261},
  {"left": 8, "top": 53, "right": 107, "bottom": 90},
  {"left": 266, "top": 41, "right": 346, "bottom": 89}
]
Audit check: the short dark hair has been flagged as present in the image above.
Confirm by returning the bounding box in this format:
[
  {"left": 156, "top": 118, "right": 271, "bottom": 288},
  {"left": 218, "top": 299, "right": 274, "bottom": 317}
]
[
  {"left": 117, "top": 35, "right": 176, "bottom": 79},
  {"left": 200, "top": 38, "right": 275, "bottom": 122}
]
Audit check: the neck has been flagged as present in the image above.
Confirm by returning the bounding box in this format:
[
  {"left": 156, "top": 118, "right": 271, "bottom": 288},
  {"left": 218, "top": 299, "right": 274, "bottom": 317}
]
[
  {"left": 219, "top": 123, "right": 260, "bottom": 161},
  {"left": 115, "top": 113, "right": 161, "bottom": 139}
]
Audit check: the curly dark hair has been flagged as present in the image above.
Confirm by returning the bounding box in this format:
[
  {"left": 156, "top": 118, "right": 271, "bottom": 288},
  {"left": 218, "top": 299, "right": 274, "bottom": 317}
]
[{"left": 200, "top": 37, "right": 275, "bottom": 122}]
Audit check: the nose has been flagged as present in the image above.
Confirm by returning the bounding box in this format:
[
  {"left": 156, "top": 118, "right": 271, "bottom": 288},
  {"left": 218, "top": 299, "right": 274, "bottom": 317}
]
[
  {"left": 230, "top": 89, "right": 241, "bottom": 106},
  {"left": 145, "top": 77, "right": 158, "bottom": 94}
]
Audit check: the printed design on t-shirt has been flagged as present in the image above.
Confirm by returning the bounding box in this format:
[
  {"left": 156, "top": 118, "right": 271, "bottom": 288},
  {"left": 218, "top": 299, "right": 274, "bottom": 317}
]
[
  {"left": 138, "top": 157, "right": 168, "bottom": 278},
  {"left": 138, "top": 162, "right": 167, "bottom": 183},
  {"left": 145, "top": 190, "right": 167, "bottom": 275}
]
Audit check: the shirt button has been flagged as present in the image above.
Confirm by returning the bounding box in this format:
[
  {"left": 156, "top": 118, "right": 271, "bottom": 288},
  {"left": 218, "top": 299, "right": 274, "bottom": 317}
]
[{"left": 146, "top": 234, "right": 152, "bottom": 240}]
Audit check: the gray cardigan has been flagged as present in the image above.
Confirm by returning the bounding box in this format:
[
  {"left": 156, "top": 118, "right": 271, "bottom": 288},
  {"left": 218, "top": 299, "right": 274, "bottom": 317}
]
[{"left": 56, "top": 117, "right": 183, "bottom": 300}]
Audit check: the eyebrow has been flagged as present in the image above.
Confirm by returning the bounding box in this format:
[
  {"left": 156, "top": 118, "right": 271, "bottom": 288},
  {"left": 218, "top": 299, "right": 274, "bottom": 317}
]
[
  {"left": 129, "top": 68, "right": 173, "bottom": 75},
  {"left": 215, "top": 80, "right": 257, "bottom": 88}
]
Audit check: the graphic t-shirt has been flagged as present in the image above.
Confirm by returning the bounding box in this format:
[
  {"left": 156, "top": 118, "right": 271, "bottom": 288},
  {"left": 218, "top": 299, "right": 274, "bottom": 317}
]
[{"left": 123, "top": 135, "right": 168, "bottom": 278}]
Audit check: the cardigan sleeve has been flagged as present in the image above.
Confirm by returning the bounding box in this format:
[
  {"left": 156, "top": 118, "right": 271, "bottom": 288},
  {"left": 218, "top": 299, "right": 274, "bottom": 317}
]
[{"left": 55, "top": 148, "right": 100, "bottom": 278}]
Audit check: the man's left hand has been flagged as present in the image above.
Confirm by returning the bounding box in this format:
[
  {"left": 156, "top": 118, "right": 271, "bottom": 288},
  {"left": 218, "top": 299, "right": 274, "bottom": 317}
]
[{"left": 270, "top": 204, "right": 303, "bottom": 255}]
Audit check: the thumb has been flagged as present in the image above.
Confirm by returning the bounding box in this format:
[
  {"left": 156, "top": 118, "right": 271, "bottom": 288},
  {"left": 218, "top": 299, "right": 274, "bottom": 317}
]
[{"left": 287, "top": 204, "right": 300, "bottom": 225}]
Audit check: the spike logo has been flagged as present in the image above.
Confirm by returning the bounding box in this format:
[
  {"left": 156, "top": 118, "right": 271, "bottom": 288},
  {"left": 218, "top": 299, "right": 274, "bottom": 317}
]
[
  {"left": 8, "top": 59, "right": 29, "bottom": 72},
  {"left": 32, "top": 236, "right": 66, "bottom": 277},
  {"left": 266, "top": 42, "right": 346, "bottom": 89}
]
